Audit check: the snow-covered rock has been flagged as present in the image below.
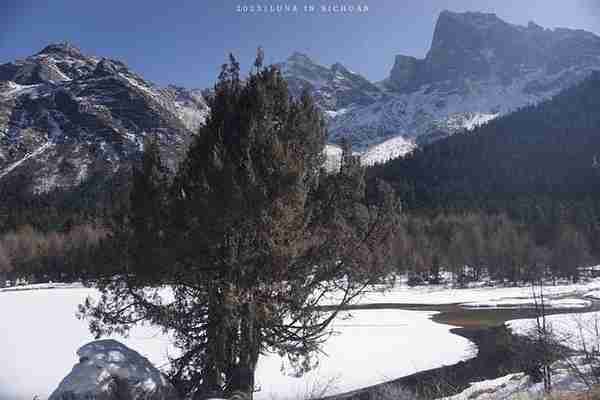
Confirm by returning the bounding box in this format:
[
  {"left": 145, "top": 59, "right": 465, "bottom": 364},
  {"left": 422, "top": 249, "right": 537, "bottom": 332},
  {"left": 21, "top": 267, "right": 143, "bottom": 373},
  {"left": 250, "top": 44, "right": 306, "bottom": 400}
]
[{"left": 49, "top": 339, "right": 180, "bottom": 400}]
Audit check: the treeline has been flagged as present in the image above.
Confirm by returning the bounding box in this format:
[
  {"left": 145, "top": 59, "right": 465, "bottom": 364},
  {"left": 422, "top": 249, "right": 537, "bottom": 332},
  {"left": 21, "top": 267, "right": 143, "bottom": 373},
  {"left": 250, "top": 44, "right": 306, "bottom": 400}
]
[
  {"left": 391, "top": 212, "right": 594, "bottom": 285},
  {"left": 0, "top": 166, "right": 130, "bottom": 234},
  {"left": 0, "top": 224, "right": 107, "bottom": 284}
]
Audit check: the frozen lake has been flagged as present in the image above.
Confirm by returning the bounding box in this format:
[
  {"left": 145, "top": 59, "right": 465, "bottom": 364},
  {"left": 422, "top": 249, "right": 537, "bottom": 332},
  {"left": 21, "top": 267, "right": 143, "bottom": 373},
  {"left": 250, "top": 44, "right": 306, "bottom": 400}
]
[{"left": 0, "top": 285, "right": 472, "bottom": 400}]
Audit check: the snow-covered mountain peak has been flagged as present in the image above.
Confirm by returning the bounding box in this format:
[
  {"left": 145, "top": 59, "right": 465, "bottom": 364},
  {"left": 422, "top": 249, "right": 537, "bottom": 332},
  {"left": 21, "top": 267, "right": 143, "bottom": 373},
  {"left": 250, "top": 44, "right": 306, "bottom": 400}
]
[{"left": 278, "top": 51, "right": 383, "bottom": 112}]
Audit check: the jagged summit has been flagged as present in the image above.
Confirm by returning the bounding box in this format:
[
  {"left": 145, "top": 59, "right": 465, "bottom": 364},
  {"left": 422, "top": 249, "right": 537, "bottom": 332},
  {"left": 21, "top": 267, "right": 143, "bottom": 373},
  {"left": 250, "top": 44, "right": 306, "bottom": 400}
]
[
  {"left": 278, "top": 51, "right": 383, "bottom": 112},
  {"left": 385, "top": 10, "right": 600, "bottom": 92},
  {"left": 36, "top": 41, "right": 85, "bottom": 58},
  {"left": 287, "top": 51, "right": 315, "bottom": 64},
  {"left": 436, "top": 10, "right": 503, "bottom": 25}
]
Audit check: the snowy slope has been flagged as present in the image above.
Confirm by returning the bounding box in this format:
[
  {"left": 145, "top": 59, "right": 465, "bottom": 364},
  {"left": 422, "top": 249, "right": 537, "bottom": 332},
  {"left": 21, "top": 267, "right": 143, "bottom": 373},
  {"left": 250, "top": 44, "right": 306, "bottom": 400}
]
[
  {"left": 361, "top": 135, "right": 416, "bottom": 165},
  {"left": 323, "top": 136, "right": 415, "bottom": 171}
]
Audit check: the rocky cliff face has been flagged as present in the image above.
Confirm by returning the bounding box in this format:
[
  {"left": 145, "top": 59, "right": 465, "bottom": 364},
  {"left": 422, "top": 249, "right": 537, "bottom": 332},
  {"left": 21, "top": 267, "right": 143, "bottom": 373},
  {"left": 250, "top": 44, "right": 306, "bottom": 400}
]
[
  {"left": 387, "top": 11, "right": 600, "bottom": 91},
  {"left": 0, "top": 42, "right": 208, "bottom": 194}
]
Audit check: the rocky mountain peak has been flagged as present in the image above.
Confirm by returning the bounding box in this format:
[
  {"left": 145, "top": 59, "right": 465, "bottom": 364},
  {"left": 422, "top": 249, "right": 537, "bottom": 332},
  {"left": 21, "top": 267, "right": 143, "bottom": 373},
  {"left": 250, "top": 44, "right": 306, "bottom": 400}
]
[
  {"left": 385, "top": 10, "right": 600, "bottom": 92},
  {"left": 37, "top": 42, "right": 85, "bottom": 59},
  {"left": 287, "top": 51, "right": 315, "bottom": 65},
  {"left": 435, "top": 10, "right": 504, "bottom": 29},
  {"left": 331, "top": 62, "right": 351, "bottom": 75}
]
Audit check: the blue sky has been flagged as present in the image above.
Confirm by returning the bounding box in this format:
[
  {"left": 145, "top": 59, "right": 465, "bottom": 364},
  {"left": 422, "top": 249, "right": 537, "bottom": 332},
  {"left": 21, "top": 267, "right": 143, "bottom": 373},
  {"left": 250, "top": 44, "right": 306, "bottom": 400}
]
[{"left": 1, "top": 0, "right": 599, "bottom": 89}]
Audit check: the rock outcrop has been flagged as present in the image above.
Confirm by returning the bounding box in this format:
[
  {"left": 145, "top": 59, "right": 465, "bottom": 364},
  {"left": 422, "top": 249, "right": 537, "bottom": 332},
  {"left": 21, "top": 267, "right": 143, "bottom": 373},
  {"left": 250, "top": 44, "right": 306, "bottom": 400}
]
[{"left": 49, "top": 339, "right": 180, "bottom": 400}]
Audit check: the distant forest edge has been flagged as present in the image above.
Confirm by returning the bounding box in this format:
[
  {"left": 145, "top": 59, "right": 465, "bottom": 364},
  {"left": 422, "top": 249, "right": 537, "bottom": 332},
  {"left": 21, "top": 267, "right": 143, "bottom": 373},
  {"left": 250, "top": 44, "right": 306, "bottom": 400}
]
[{"left": 1, "top": 72, "right": 600, "bottom": 286}]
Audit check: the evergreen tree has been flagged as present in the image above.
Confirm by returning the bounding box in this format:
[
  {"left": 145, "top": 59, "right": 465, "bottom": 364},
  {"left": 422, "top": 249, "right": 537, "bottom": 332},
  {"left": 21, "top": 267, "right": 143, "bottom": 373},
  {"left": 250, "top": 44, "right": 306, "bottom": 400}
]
[{"left": 80, "top": 55, "right": 400, "bottom": 400}]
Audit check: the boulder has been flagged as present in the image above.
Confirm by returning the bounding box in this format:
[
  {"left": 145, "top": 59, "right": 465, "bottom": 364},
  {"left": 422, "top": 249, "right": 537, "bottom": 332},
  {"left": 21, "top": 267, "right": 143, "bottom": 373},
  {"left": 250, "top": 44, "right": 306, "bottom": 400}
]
[{"left": 49, "top": 339, "right": 180, "bottom": 400}]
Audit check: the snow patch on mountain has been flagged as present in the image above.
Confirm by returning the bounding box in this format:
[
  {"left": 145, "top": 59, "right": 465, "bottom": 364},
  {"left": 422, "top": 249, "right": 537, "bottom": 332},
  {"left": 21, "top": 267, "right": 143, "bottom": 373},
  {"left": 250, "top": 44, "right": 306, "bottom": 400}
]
[
  {"left": 0, "top": 82, "right": 43, "bottom": 99},
  {"left": 323, "top": 144, "right": 342, "bottom": 172},
  {"left": 447, "top": 112, "right": 499, "bottom": 131},
  {"left": 0, "top": 141, "right": 54, "bottom": 179},
  {"left": 361, "top": 135, "right": 416, "bottom": 165}
]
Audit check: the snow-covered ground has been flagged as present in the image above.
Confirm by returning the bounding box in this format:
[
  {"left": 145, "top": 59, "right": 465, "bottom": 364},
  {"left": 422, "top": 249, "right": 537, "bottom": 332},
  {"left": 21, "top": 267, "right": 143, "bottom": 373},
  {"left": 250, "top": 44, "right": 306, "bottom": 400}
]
[
  {"left": 0, "top": 286, "right": 176, "bottom": 400},
  {"left": 461, "top": 297, "right": 591, "bottom": 310},
  {"left": 4, "top": 276, "right": 600, "bottom": 399},
  {"left": 0, "top": 285, "right": 472, "bottom": 400},
  {"left": 444, "top": 310, "right": 600, "bottom": 400},
  {"left": 255, "top": 309, "right": 472, "bottom": 399},
  {"left": 355, "top": 276, "right": 600, "bottom": 309},
  {"left": 508, "top": 311, "right": 600, "bottom": 352},
  {"left": 440, "top": 362, "right": 590, "bottom": 400}
]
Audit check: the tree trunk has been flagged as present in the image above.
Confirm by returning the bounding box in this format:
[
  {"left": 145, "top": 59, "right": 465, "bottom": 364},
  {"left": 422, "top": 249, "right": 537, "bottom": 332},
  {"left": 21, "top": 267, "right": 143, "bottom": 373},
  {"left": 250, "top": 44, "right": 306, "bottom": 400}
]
[
  {"left": 229, "top": 300, "right": 261, "bottom": 400},
  {"left": 202, "top": 284, "right": 225, "bottom": 399}
]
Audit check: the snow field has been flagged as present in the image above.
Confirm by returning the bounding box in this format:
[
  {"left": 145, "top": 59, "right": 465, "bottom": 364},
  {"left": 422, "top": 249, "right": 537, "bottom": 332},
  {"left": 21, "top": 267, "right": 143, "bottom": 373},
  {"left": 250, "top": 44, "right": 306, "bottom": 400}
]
[{"left": 0, "top": 286, "right": 472, "bottom": 400}]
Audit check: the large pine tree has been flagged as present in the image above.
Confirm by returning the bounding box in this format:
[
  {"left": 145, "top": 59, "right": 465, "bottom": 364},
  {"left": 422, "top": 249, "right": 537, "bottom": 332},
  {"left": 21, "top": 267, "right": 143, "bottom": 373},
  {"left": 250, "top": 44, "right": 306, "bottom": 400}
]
[{"left": 80, "top": 54, "right": 400, "bottom": 399}]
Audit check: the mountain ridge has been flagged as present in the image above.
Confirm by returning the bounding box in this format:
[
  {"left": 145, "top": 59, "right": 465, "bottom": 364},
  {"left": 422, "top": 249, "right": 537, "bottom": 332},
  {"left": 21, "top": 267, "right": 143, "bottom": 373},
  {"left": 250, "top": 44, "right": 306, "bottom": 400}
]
[{"left": 3, "top": 10, "right": 600, "bottom": 195}]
